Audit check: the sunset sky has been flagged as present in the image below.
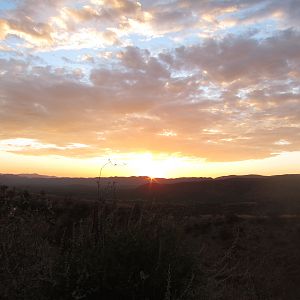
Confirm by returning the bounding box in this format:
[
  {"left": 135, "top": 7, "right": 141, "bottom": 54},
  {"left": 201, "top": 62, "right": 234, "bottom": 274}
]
[{"left": 0, "top": 0, "right": 300, "bottom": 178}]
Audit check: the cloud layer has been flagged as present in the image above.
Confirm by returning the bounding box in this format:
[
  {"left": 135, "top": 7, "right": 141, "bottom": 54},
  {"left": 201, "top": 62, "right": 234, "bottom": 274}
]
[{"left": 0, "top": 0, "right": 300, "bottom": 165}]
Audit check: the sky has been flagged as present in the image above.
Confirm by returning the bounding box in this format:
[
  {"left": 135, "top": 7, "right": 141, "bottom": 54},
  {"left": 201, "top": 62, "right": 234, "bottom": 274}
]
[{"left": 0, "top": 0, "right": 300, "bottom": 178}]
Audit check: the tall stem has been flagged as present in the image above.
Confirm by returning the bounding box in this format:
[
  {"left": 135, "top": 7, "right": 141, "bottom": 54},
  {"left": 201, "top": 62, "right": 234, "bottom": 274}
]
[{"left": 97, "top": 159, "right": 112, "bottom": 204}]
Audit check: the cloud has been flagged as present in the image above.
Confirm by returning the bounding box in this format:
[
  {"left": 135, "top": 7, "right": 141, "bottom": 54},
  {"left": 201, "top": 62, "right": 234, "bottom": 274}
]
[
  {"left": 173, "top": 29, "right": 300, "bottom": 84},
  {"left": 0, "top": 0, "right": 148, "bottom": 49},
  {"left": 133, "top": 0, "right": 285, "bottom": 37},
  {"left": 0, "top": 138, "right": 88, "bottom": 153},
  {"left": 1, "top": 29, "right": 300, "bottom": 162},
  {"left": 0, "top": 19, "right": 9, "bottom": 39},
  {"left": 1, "top": 1, "right": 300, "bottom": 164},
  {"left": 1, "top": 0, "right": 300, "bottom": 50}
]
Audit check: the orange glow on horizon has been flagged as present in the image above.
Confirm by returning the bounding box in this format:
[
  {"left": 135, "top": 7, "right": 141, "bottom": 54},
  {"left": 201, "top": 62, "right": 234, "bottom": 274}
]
[{"left": 1, "top": 150, "right": 300, "bottom": 179}]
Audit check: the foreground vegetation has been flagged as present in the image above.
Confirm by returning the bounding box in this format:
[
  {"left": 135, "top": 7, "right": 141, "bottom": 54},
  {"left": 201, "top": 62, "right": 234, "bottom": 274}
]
[{"left": 0, "top": 185, "right": 299, "bottom": 299}]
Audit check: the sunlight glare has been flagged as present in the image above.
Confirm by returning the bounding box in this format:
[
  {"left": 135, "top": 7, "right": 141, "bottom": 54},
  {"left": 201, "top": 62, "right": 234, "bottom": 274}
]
[{"left": 131, "top": 153, "right": 166, "bottom": 178}]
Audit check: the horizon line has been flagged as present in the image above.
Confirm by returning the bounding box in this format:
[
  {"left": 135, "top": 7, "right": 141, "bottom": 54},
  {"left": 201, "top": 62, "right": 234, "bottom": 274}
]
[{"left": 1, "top": 172, "right": 300, "bottom": 180}]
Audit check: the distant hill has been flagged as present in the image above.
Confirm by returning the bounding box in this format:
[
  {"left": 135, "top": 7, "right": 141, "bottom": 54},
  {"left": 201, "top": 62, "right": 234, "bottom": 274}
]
[
  {"left": 129, "top": 174, "right": 300, "bottom": 215},
  {"left": 0, "top": 173, "right": 211, "bottom": 187},
  {"left": 0, "top": 173, "right": 211, "bottom": 198},
  {"left": 18, "top": 173, "right": 58, "bottom": 178},
  {"left": 134, "top": 174, "right": 300, "bottom": 201},
  {"left": 215, "top": 174, "right": 265, "bottom": 180},
  {"left": 1, "top": 173, "right": 300, "bottom": 214}
]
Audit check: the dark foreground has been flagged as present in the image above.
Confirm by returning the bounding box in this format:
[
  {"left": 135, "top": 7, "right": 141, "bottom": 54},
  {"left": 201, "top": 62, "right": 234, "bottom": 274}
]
[{"left": 0, "top": 184, "right": 299, "bottom": 299}]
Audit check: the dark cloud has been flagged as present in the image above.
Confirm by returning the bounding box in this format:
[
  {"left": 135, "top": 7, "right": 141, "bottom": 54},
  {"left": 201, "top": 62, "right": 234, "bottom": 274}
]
[{"left": 173, "top": 29, "right": 300, "bottom": 84}]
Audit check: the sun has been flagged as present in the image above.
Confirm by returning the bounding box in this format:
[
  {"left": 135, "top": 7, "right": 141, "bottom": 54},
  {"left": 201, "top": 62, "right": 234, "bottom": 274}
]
[
  {"left": 140, "top": 159, "right": 167, "bottom": 178},
  {"left": 132, "top": 153, "right": 168, "bottom": 178}
]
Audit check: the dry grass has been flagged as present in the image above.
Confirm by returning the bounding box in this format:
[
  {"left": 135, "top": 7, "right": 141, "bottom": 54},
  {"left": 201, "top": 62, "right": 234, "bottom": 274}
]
[{"left": 1, "top": 185, "right": 299, "bottom": 299}]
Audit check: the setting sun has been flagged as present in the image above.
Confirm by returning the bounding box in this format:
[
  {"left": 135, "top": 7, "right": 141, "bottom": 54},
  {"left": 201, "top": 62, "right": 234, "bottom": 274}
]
[{"left": 131, "top": 153, "right": 168, "bottom": 178}]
